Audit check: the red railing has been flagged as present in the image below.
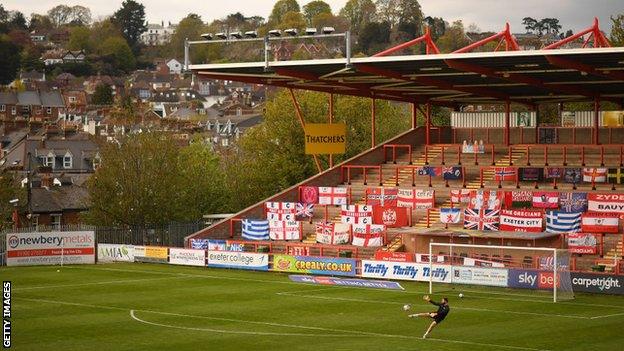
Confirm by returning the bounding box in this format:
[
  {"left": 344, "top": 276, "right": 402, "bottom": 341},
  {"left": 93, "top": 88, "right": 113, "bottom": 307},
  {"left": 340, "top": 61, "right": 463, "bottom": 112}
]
[
  {"left": 452, "top": 126, "right": 624, "bottom": 145},
  {"left": 383, "top": 144, "right": 412, "bottom": 164},
  {"left": 390, "top": 165, "right": 465, "bottom": 188},
  {"left": 341, "top": 165, "right": 383, "bottom": 185}
]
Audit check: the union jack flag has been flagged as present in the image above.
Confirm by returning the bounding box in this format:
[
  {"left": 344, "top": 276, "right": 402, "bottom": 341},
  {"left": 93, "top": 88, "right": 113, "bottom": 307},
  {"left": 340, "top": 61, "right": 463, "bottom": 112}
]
[
  {"left": 295, "top": 203, "right": 314, "bottom": 220},
  {"left": 463, "top": 208, "right": 499, "bottom": 231}
]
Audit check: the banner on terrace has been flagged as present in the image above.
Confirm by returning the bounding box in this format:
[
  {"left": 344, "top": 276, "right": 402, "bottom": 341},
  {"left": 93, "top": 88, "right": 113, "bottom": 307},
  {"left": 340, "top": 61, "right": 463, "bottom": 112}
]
[
  {"left": 366, "top": 187, "right": 398, "bottom": 206},
  {"left": 450, "top": 189, "right": 471, "bottom": 204},
  {"left": 304, "top": 123, "right": 346, "bottom": 154},
  {"left": 463, "top": 209, "right": 499, "bottom": 231},
  {"left": 269, "top": 220, "right": 301, "bottom": 240},
  {"left": 372, "top": 205, "right": 409, "bottom": 227},
  {"left": 493, "top": 167, "right": 516, "bottom": 181},
  {"left": 299, "top": 186, "right": 319, "bottom": 204},
  {"left": 318, "top": 187, "right": 348, "bottom": 205},
  {"left": 315, "top": 222, "right": 350, "bottom": 245},
  {"left": 581, "top": 212, "right": 619, "bottom": 233},
  {"left": 567, "top": 233, "right": 598, "bottom": 254},
  {"left": 439, "top": 208, "right": 461, "bottom": 224},
  {"left": 242, "top": 219, "right": 270, "bottom": 241},
  {"left": 583, "top": 168, "right": 607, "bottom": 183},
  {"left": 532, "top": 192, "right": 559, "bottom": 209},
  {"left": 469, "top": 190, "right": 502, "bottom": 210},
  {"left": 351, "top": 224, "right": 386, "bottom": 247},
  {"left": 588, "top": 194, "right": 624, "bottom": 213},
  {"left": 265, "top": 202, "right": 297, "bottom": 221},
  {"left": 559, "top": 192, "right": 588, "bottom": 212},
  {"left": 545, "top": 211, "right": 581, "bottom": 233},
  {"left": 504, "top": 191, "right": 533, "bottom": 209},
  {"left": 295, "top": 203, "right": 314, "bottom": 221},
  {"left": 341, "top": 204, "right": 373, "bottom": 224},
  {"left": 397, "top": 189, "right": 434, "bottom": 209},
  {"left": 519, "top": 167, "right": 544, "bottom": 182},
  {"left": 499, "top": 210, "right": 543, "bottom": 232}
]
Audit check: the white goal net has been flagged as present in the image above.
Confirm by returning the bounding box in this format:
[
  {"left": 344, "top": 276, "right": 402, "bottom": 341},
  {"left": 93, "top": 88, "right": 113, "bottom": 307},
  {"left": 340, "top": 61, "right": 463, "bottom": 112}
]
[{"left": 428, "top": 243, "right": 574, "bottom": 302}]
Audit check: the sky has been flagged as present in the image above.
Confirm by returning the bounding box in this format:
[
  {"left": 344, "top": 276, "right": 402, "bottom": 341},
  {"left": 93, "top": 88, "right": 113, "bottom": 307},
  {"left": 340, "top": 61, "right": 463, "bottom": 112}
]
[{"left": 2, "top": 0, "right": 622, "bottom": 33}]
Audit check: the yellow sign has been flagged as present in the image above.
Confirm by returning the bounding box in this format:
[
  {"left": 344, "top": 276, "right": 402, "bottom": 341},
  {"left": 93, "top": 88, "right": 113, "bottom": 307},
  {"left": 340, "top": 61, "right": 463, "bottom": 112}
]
[
  {"left": 304, "top": 123, "right": 346, "bottom": 155},
  {"left": 145, "top": 246, "right": 168, "bottom": 259},
  {"left": 603, "top": 111, "right": 624, "bottom": 127}
]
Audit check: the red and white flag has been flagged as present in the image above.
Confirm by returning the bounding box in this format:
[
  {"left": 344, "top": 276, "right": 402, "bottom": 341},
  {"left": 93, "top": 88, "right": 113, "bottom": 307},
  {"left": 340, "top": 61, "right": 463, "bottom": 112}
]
[
  {"left": 469, "top": 190, "right": 503, "bottom": 210},
  {"left": 499, "top": 210, "right": 543, "bottom": 232},
  {"left": 439, "top": 208, "right": 461, "bottom": 224},
  {"left": 265, "top": 202, "right": 297, "bottom": 220},
  {"left": 397, "top": 189, "right": 435, "bottom": 209},
  {"left": 493, "top": 167, "right": 516, "bottom": 181},
  {"left": 299, "top": 186, "right": 319, "bottom": 204},
  {"left": 269, "top": 220, "right": 301, "bottom": 240},
  {"left": 366, "top": 187, "right": 398, "bottom": 206},
  {"left": 341, "top": 204, "right": 373, "bottom": 224},
  {"left": 583, "top": 168, "right": 607, "bottom": 183},
  {"left": 450, "top": 189, "right": 471, "bottom": 204},
  {"left": 315, "top": 222, "right": 351, "bottom": 245},
  {"left": 568, "top": 233, "right": 598, "bottom": 254},
  {"left": 372, "top": 205, "right": 409, "bottom": 227},
  {"left": 351, "top": 224, "right": 385, "bottom": 247},
  {"left": 588, "top": 193, "right": 624, "bottom": 213},
  {"left": 318, "top": 187, "right": 348, "bottom": 205},
  {"left": 581, "top": 212, "right": 619, "bottom": 233},
  {"left": 532, "top": 192, "right": 559, "bottom": 209}
]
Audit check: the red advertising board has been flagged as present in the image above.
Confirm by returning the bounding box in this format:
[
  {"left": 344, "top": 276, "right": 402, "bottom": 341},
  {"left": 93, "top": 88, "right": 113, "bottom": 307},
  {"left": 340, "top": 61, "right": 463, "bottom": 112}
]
[{"left": 374, "top": 251, "right": 414, "bottom": 262}]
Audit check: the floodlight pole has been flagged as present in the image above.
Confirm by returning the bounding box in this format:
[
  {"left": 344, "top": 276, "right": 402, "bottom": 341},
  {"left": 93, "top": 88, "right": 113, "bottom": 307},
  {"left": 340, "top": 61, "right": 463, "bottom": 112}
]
[
  {"left": 345, "top": 30, "right": 352, "bottom": 68},
  {"left": 184, "top": 38, "right": 190, "bottom": 71},
  {"left": 264, "top": 36, "right": 270, "bottom": 72},
  {"left": 371, "top": 97, "right": 376, "bottom": 148}
]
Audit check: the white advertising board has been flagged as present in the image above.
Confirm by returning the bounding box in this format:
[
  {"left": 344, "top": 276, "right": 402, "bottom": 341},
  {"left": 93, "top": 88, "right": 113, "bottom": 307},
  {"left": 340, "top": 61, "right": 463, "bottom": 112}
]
[{"left": 6, "top": 231, "right": 95, "bottom": 266}]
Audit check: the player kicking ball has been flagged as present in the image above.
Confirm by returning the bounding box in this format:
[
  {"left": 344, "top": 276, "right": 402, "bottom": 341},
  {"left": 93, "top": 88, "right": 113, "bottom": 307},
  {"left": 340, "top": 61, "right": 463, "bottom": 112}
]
[{"left": 406, "top": 295, "right": 450, "bottom": 339}]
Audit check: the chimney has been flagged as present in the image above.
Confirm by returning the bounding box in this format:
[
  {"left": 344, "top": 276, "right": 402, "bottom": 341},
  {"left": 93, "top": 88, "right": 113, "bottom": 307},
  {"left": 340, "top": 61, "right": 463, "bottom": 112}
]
[{"left": 41, "top": 173, "right": 52, "bottom": 188}]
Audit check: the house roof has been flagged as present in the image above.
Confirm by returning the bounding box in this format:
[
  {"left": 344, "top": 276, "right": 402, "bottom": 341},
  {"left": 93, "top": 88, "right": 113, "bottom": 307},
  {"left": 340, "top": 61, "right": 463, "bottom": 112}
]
[
  {"left": 39, "top": 91, "right": 65, "bottom": 108},
  {"left": 20, "top": 71, "right": 44, "bottom": 80},
  {"left": 30, "top": 185, "right": 89, "bottom": 213},
  {"left": 16, "top": 91, "right": 42, "bottom": 106},
  {"left": 0, "top": 92, "right": 18, "bottom": 104}
]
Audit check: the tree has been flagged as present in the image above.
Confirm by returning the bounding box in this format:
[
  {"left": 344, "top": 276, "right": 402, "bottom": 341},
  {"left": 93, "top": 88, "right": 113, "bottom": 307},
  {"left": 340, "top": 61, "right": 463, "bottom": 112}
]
[
  {"left": 0, "top": 170, "right": 25, "bottom": 231},
  {"left": 436, "top": 20, "right": 469, "bottom": 53},
  {"left": 68, "top": 5, "right": 91, "bottom": 26},
  {"left": 358, "top": 21, "right": 391, "bottom": 54},
  {"left": 268, "top": 0, "right": 300, "bottom": 26},
  {"left": 610, "top": 14, "right": 624, "bottom": 46},
  {"left": 424, "top": 16, "right": 446, "bottom": 41},
  {"left": 29, "top": 14, "right": 54, "bottom": 32},
  {"left": 522, "top": 17, "right": 538, "bottom": 34},
  {"left": 47, "top": 5, "right": 72, "bottom": 27},
  {"left": 277, "top": 11, "right": 306, "bottom": 31},
  {"left": 375, "top": 0, "right": 400, "bottom": 27},
  {"left": 168, "top": 14, "right": 220, "bottom": 64},
  {"left": 91, "top": 84, "right": 114, "bottom": 105},
  {"left": 8, "top": 11, "right": 27, "bottom": 31},
  {"left": 112, "top": 0, "right": 147, "bottom": 48},
  {"left": 0, "top": 5, "right": 8, "bottom": 23},
  {"left": 396, "top": 0, "right": 423, "bottom": 29},
  {"left": 339, "top": 0, "right": 376, "bottom": 34},
  {"left": 99, "top": 36, "right": 136, "bottom": 72},
  {"left": 303, "top": 1, "right": 332, "bottom": 25},
  {"left": 85, "top": 132, "right": 224, "bottom": 227},
  {"left": 68, "top": 26, "right": 92, "bottom": 51},
  {"left": 0, "top": 36, "right": 21, "bottom": 85}
]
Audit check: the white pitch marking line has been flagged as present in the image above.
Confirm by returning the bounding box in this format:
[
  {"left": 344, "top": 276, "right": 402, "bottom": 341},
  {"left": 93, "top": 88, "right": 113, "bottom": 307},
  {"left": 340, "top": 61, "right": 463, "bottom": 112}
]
[
  {"left": 19, "top": 296, "right": 550, "bottom": 351},
  {"left": 64, "top": 265, "right": 624, "bottom": 309},
  {"left": 13, "top": 276, "right": 186, "bottom": 291},
  {"left": 277, "top": 292, "right": 592, "bottom": 320},
  {"left": 590, "top": 312, "right": 624, "bottom": 319}
]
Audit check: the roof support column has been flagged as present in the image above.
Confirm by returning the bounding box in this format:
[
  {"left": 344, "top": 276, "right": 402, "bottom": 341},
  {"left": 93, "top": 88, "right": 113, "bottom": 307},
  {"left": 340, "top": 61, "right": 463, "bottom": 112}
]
[
  {"left": 594, "top": 97, "right": 600, "bottom": 145},
  {"left": 371, "top": 97, "right": 376, "bottom": 148},
  {"left": 288, "top": 88, "right": 323, "bottom": 173},
  {"left": 534, "top": 104, "right": 540, "bottom": 144},
  {"left": 505, "top": 101, "right": 511, "bottom": 146},
  {"left": 329, "top": 93, "right": 334, "bottom": 168},
  {"left": 425, "top": 102, "right": 432, "bottom": 145},
  {"left": 411, "top": 102, "right": 418, "bottom": 130}
]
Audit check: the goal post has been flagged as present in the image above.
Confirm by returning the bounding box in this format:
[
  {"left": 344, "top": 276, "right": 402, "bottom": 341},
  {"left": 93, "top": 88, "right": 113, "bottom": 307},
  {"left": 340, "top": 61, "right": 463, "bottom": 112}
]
[{"left": 428, "top": 242, "right": 574, "bottom": 303}]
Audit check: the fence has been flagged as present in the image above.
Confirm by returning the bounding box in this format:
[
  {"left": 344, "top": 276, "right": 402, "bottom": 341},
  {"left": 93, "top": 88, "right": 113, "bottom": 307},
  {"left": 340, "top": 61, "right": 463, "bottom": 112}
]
[{"left": 0, "top": 222, "right": 206, "bottom": 265}]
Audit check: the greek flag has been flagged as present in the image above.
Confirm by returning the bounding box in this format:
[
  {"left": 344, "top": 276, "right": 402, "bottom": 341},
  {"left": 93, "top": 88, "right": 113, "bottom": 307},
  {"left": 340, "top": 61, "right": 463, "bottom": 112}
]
[
  {"left": 242, "top": 219, "right": 270, "bottom": 240},
  {"left": 545, "top": 211, "right": 581, "bottom": 233}
]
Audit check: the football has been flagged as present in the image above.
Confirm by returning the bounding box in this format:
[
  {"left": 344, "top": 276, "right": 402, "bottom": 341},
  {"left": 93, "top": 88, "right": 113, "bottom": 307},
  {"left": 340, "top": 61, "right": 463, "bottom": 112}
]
[
  {"left": 459, "top": 293, "right": 464, "bottom": 298},
  {"left": 403, "top": 304, "right": 411, "bottom": 311}
]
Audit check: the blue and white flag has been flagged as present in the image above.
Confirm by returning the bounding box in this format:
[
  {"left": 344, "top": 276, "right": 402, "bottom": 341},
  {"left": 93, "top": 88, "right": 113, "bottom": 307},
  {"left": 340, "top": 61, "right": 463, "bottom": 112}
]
[
  {"left": 439, "top": 208, "right": 461, "bottom": 223},
  {"left": 545, "top": 211, "right": 581, "bottom": 233},
  {"left": 242, "top": 219, "right": 270, "bottom": 240},
  {"left": 559, "top": 192, "right": 588, "bottom": 212},
  {"left": 190, "top": 239, "right": 209, "bottom": 249}
]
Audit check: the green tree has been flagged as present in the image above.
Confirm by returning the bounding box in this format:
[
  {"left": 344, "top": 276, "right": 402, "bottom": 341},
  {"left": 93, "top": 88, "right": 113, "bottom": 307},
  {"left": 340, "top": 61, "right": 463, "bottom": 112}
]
[
  {"left": 111, "top": 0, "right": 147, "bottom": 48},
  {"left": 0, "top": 170, "right": 25, "bottom": 231},
  {"left": 91, "top": 83, "right": 113, "bottom": 105},
  {"left": 86, "top": 132, "right": 224, "bottom": 226},
  {"left": 8, "top": 11, "right": 27, "bottom": 30},
  {"left": 277, "top": 11, "right": 306, "bottom": 31},
  {"left": 68, "top": 26, "right": 92, "bottom": 51},
  {"left": 339, "top": 0, "right": 376, "bottom": 35},
  {"left": 47, "top": 5, "right": 72, "bottom": 27},
  {"left": 0, "top": 36, "right": 21, "bottom": 85},
  {"left": 436, "top": 20, "right": 469, "bottom": 53},
  {"left": 268, "top": 0, "right": 301, "bottom": 26},
  {"left": 303, "top": 1, "right": 332, "bottom": 26},
  {"left": 522, "top": 17, "right": 538, "bottom": 34},
  {"left": 610, "top": 14, "right": 624, "bottom": 46},
  {"left": 359, "top": 21, "right": 391, "bottom": 54},
  {"left": 99, "top": 36, "right": 136, "bottom": 71}
]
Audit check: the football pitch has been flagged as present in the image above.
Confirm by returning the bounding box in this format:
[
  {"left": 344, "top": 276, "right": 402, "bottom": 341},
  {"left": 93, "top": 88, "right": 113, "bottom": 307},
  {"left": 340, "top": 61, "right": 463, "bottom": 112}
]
[{"left": 3, "top": 263, "right": 624, "bottom": 351}]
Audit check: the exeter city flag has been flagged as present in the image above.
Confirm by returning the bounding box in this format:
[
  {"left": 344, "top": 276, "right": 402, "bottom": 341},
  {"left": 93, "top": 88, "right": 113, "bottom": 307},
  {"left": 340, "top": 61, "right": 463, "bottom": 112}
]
[
  {"left": 269, "top": 220, "right": 301, "bottom": 241},
  {"left": 588, "top": 194, "right": 624, "bottom": 213},
  {"left": 469, "top": 190, "right": 503, "bottom": 210},
  {"left": 315, "top": 222, "right": 350, "bottom": 245},
  {"left": 318, "top": 187, "right": 348, "bottom": 205},
  {"left": 499, "top": 210, "right": 543, "bottom": 232},
  {"left": 372, "top": 205, "right": 409, "bottom": 227},
  {"left": 299, "top": 186, "right": 319, "bottom": 204},
  {"left": 366, "top": 187, "right": 398, "bottom": 206},
  {"left": 341, "top": 204, "right": 373, "bottom": 224},
  {"left": 567, "top": 233, "right": 598, "bottom": 254},
  {"left": 450, "top": 189, "right": 471, "bottom": 204},
  {"left": 351, "top": 224, "right": 386, "bottom": 247},
  {"left": 397, "top": 189, "right": 434, "bottom": 209},
  {"left": 265, "top": 202, "right": 297, "bottom": 220},
  {"left": 581, "top": 212, "right": 619, "bottom": 233}
]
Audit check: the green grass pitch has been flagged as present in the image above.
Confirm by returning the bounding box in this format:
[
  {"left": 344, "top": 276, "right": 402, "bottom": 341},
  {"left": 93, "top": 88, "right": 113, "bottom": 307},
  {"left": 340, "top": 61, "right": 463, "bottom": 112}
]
[{"left": 3, "top": 263, "right": 624, "bottom": 351}]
